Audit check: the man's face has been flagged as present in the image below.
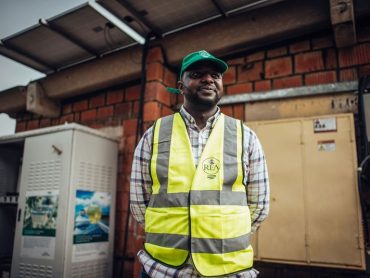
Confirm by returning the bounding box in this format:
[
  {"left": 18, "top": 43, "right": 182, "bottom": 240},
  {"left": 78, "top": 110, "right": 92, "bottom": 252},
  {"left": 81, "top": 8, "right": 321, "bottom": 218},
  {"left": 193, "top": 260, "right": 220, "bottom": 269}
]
[{"left": 179, "top": 62, "right": 224, "bottom": 108}]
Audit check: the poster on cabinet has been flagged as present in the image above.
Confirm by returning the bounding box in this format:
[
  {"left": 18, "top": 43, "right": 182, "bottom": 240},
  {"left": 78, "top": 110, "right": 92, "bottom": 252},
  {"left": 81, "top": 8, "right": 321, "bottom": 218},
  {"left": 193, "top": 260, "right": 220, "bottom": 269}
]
[
  {"left": 21, "top": 190, "right": 59, "bottom": 259},
  {"left": 72, "top": 189, "right": 111, "bottom": 262}
]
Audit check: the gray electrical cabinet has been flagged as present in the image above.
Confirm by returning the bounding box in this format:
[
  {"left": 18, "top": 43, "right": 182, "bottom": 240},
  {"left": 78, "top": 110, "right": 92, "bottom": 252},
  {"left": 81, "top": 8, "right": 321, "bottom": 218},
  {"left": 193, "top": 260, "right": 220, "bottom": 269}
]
[{"left": 0, "top": 124, "right": 118, "bottom": 278}]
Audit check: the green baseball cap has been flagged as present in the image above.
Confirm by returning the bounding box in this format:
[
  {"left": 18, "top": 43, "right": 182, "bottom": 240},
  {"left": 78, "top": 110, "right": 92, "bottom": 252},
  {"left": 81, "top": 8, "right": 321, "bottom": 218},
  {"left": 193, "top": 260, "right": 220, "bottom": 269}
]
[{"left": 166, "top": 50, "right": 228, "bottom": 94}]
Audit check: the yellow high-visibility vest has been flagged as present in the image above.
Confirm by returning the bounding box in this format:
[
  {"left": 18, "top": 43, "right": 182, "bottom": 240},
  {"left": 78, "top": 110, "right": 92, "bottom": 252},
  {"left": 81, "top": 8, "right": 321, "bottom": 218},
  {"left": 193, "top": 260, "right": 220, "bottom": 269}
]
[{"left": 145, "top": 112, "right": 253, "bottom": 277}]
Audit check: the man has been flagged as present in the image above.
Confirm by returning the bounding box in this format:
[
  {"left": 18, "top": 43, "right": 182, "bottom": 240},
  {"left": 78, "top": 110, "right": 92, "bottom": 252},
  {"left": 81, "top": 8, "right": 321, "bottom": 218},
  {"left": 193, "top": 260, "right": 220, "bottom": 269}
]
[{"left": 130, "top": 50, "right": 269, "bottom": 277}]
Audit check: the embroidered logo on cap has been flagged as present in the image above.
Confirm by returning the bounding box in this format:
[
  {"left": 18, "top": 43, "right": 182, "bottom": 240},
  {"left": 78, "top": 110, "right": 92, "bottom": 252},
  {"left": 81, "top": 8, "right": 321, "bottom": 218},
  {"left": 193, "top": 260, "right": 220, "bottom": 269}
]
[{"left": 199, "top": 50, "right": 211, "bottom": 58}]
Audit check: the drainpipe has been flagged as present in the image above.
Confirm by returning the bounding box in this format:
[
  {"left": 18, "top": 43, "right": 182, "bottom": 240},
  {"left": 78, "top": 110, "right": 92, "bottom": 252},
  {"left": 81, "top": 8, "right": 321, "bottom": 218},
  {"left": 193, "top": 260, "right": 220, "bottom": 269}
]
[{"left": 118, "top": 33, "right": 151, "bottom": 277}]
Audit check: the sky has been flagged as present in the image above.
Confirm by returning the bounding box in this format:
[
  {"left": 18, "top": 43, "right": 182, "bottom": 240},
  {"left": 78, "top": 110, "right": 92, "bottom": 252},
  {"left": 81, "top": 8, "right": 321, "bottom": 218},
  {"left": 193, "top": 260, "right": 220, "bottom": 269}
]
[{"left": 0, "top": 0, "right": 86, "bottom": 135}]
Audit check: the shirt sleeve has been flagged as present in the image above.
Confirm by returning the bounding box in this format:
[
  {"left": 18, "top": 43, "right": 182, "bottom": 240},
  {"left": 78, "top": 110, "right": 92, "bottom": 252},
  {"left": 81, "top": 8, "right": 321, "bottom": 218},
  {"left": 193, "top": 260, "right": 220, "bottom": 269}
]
[
  {"left": 243, "top": 125, "right": 270, "bottom": 233},
  {"left": 130, "top": 126, "right": 153, "bottom": 226}
]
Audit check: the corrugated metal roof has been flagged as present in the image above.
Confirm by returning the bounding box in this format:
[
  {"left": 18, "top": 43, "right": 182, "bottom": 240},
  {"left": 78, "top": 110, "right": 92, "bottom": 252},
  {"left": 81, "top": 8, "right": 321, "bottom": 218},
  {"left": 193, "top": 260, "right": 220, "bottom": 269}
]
[{"left": 0, "top": 0, "right": 286, "bottom": 74}]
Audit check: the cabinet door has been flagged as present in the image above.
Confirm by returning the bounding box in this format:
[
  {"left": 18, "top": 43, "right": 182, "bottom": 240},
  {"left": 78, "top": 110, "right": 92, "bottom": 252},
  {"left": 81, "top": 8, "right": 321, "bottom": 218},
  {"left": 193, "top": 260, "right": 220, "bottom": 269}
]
[
  {"left": 249, "top": 114, "right": 365, "bottom": 269},
  {"left": 249, "top": 121, "right": 307, "bottom": 263},
  {"left": 11, "top": 130, "right": 73, "bottom": 278},
  {"left": 303, "top": 115, "right": 364, "bottom": 267}
]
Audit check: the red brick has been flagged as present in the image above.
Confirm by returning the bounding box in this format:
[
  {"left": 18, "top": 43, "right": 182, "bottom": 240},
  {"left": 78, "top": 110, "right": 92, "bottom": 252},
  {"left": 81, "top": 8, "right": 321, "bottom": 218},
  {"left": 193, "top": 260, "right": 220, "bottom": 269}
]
[
  {"left": 146, "top": 62, "right": 163, "bottom": 81},
  {"left": 115, "top": 103, "right": 131, "bottom": 119},
  {"left": 107, "top": 89, "right": 124, "bottom": 105},
  {"left": 359, "top": 65, "right": 370, "bottom": 77},
  {"left": 81, "top": 109, "right": 97, "bottom": 121},
  {"left": 145, "top": 82, "right": 171, "bottom": 106},
  {"left": 126, "top": 85, "right": 141, "bottom": 101},
  {"left": 143, "top": 101, "right": 161, "bottom": 122},
  {"left": 60, "top": 114, "right": 74, "bottom": 124},
  {"left": 89, "top": 94, "right": 105, "bottom": 108},
  {"left": 39, "top": 118, "right": 51, "bottom": 128},
  {"left": 254, "top": 80, "right": 271, "bottom": 92},
  {"left": 62, "top": 103, "right": 72, "bottom": 114},
  {"left": 273, "top": 75, "right": 302, "bottom": 89},
  {"left": 97, "top": 106, "right": 114, "bottom": 119},
  {"left": 132, "top": 101, "right": 140, "bottom": 117},
  {"left": 161, "top": 105, "right": 174, "bottom": 117},
  {"left": 227, "top": 83, "right": 253, "bottom": 95},
  {"left": 27, "top": 119, "right": 39, "bottom": 130},
  {"left": 305, "top": 71, "right": 337, "bottom": 85},
  {"left": 74, "top": 113, "right": 80, "bottom": 122},
  {"left": 147, "top": 47, "right": 164, "bottom": 63},
  {"left": 143, "top": 121, "right": 154, "bottom": 132},
  {"left": 312, "top": 36, "right": 334, "bottom": 49},
  {"left": 338, "top": 43, "right": 370, "bottom": 67},
  {"left": 89, "top": 123, "right": 105, "bottom": 129},
  {"left": 123, "top": 136, "right": 137, "bottom": 155},
  {"left": 233, "top": 104, "right": 244, "bottom": 120},
  {"left": 123, "top": 119, "right": 138, "bottom": 136},
  {"left": 164, "top": 68, "right": 177, "bottom": 87},
  {"left": 267, "top": 47, "right": 287, "bottom": 58},
  {"left": 221, "top": 105, "right": 233, "bottom": 117},
  {"left": 340, "top": 68, "right": 358, "bottom": 81},
  {"left": 73, "top": 100, "right": 88, "bottom": 112},
  {"left": 265, "top": 57, "right": 292, "bottom": 78},
  {"left": 238, "top": 61, "right": 263, "bottom": 82},
  {"left": 223, "top": 66, "right": 236, "bottom": 85},
  {"left": 246, "top": 51, "right": 265, "bottom": 62},
  {"left": 116, "top": 191, "right": 129, "bottom": 211},
  {"left": 170, "top": 93, "right": 177, "bottom": 107},
  {"left": 51, "top": 119, "right": 60, "bottom": 126},
  {"left": 16, "top": 122, "right": 26, "bottom": 132},
  {"left": 227, "top": 57, "right": 244, "bottom": 65},
  {"left": 177, "top": 94, "right": 184, "bottom": 105},
  {"left": 295, "top": 51, "right": 324, "bottom": 73},
  {"left": 324, "top": 48, "right": 337, "bottom": 69},
  {"left": 115, "top": 210, "right": 127, "bottom": 233},
  {"left": 290, "top": 40, "right": 310, "bottom": 53}
]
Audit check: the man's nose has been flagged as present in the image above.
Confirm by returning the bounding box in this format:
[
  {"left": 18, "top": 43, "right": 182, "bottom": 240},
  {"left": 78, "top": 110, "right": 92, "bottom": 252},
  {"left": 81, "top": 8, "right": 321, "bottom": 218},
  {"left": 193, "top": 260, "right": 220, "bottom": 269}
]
[{"left": 201, "top": 73, "right": 215, "bottom": 83}]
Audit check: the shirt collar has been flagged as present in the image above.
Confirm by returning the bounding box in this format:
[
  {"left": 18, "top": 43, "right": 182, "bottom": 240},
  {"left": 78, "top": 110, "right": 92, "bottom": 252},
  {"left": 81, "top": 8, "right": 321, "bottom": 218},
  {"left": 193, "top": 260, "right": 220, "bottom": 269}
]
[{"left": 179, "top": 105, "right": 221, "bottom": 129}]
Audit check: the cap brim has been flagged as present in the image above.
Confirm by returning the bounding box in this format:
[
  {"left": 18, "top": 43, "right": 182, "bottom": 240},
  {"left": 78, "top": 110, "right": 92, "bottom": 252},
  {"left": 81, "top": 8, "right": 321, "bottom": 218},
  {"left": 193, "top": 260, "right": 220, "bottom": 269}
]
[
  {"left": 166, "top": 87, "right": 181, "bottom": 94},
  {"left": 181, "top": 57, "right": 228, "bottom": 78}
]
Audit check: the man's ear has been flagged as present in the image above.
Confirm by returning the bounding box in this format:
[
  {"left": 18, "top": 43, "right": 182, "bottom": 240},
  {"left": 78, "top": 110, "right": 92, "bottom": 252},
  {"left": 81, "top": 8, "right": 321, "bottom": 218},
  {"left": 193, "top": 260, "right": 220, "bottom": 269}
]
[{"left": 177, "top": 81, "right": 184, "bottom": 93}]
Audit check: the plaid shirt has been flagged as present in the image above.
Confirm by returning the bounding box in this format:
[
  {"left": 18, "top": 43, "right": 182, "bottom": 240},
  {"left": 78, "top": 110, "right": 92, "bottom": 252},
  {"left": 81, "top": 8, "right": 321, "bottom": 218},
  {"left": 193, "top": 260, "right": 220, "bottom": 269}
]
[{"left": 130, "top": 106, "right": 269, "bottom": 278}]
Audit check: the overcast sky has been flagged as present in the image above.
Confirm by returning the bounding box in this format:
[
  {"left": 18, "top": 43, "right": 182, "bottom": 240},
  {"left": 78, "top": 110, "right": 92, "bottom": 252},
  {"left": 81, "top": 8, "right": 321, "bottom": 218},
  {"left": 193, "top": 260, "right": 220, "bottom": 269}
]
[{"left": 0, "top": 0, "right": 86, "bottom": 135}]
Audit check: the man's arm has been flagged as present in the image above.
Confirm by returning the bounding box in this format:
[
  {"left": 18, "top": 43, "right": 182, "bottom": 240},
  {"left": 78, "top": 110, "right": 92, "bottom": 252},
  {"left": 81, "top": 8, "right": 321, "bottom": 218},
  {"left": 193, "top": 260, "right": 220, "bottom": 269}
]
[
  {"left": 243, "top": 126, "right": 270, "bottom": 233},
  {"left": 130, "top": 127, "right": 153, "bottom": 226}
]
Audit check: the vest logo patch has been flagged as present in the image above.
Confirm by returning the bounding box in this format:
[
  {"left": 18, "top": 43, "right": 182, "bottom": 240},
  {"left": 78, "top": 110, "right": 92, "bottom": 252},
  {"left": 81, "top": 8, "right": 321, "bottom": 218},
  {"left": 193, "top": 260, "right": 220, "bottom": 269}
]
[{"left": 202, "top": 157, "right": 220, "bottom": 179}]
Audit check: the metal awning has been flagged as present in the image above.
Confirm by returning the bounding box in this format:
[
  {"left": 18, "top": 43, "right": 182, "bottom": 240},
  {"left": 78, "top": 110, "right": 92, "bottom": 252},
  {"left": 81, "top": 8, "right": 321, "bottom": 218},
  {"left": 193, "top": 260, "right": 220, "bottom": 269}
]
[{"left": 0, "top": 0, "right": 286, "bottom": 75}]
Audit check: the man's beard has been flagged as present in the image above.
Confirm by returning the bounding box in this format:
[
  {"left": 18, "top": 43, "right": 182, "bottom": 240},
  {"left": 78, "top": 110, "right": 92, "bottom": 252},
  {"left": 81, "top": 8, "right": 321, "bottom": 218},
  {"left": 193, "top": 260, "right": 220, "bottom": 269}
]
[{"left": 184, "top": 88, "right": 222, "bottom": 108}]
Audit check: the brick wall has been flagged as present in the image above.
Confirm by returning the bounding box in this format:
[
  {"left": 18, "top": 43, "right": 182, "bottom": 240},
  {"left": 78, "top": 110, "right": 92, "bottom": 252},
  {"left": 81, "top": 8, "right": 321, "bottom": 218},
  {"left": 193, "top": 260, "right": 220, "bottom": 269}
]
[
  {"left": 12, "top": 28, "right": 370, "bottom": 276},
  {"left": 13, "top": 47, "right": 177, "bottom": 277},
  {"left": 220, "top": 30, "right": 370, "bottom": 119}
]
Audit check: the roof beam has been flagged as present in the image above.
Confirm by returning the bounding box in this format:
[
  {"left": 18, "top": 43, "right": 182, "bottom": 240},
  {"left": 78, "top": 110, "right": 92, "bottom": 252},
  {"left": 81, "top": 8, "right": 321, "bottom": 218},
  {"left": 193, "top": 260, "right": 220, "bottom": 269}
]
[
  {"left": 211, "top": 0, "right": 228, "bottom": 17},
  {"left": 0, "top": 0, "right": 339, "bottom": 113},
  {"left": 27, "top": 82, "right": 61, "bottom": 118},
  {"left": 329, "top": 0, "right": 356, "bottom": 47},
  {"left": 39, "top": 18, "right": 100, "bottom": 57},
  {"left": 0, "top": 40, "right": 55, "bottom": 72},
  {"left": 89, "top": 0, "right": 145, "bottom": 44},
  {"left": 116, "top": 0, "right": 162, "bottom": 38}
]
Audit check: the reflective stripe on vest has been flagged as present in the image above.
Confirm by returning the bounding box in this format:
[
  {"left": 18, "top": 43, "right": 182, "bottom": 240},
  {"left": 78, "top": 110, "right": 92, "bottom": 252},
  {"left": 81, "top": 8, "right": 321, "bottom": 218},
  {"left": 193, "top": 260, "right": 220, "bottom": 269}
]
[{"left": 145, "top": 113, "right": 253, "bottom": 276}]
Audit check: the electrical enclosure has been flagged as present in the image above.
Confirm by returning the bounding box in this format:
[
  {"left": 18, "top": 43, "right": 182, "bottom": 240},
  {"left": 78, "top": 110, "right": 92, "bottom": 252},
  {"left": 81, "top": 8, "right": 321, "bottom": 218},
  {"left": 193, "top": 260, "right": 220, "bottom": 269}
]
[{"left": 0, "top": 124, "right": 117, "bottom": 278}]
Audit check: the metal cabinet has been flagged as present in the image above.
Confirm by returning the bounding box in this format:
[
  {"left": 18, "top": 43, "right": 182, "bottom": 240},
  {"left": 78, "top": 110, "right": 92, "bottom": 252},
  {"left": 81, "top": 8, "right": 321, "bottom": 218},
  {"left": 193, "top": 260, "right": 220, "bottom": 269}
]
[
  {"left": 0, "top": 124, "right": 117, "bottom": 277},
  {"left": 249, "top": 113, "right": 365, "bottom": 270}
]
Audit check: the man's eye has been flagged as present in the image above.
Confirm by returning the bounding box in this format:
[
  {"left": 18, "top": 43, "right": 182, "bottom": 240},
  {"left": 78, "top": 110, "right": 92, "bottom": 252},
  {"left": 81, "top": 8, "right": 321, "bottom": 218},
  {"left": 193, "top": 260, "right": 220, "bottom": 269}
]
[
  {"left": 211, "top": 73, "right": 221, "bottom": 79},
  {"left": 189, "top": 72, "right": 202, "bottom": 78}
]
